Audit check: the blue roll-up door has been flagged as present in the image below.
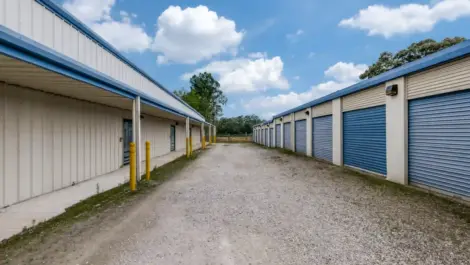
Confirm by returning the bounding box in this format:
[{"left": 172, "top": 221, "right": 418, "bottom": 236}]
[
  {"left": 295, "top": 120, "right": 307, "bottom": 154},
  {"left": 283, "top": 122, "right": 291, "bottom": 149},
  {"left": 313, "top": 115, "right": 332, "bottom": 162},
  {"left": 343, "top": 105, "right": 386, "bottom": 175},
  {"left": 409, "top": 90, "right": 470, "bottom": 198},
  {"left": 270, "top": 128, "right": 273, "bottom": 147},
  {"left": 276, "top": 124, "right": 281, "bottom": 147}
]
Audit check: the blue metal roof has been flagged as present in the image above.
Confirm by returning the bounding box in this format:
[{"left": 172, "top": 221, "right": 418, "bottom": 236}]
[
  {"left": 0, "top": 25, "right": 210, "bottom": 125},
  {"left": 273, "top": 40, "right": 470, "bottom": 119},
  {"left": 35, "top": 0, "right": 205, "bottom": 121}
]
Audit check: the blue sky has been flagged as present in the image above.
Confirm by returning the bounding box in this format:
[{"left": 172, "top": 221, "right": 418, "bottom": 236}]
[{"left": 60, "top": 0, "right": 470, "bottom": 119}]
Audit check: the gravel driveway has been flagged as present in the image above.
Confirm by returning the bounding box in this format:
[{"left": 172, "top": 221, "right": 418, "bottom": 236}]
[{"left": 74, "top": 144, "right": 469, "bottom": 265}]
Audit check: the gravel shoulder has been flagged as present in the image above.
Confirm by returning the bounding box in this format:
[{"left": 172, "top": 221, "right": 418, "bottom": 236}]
[{"left": 3, "top": 144, "right": 470, "bottom": 265}]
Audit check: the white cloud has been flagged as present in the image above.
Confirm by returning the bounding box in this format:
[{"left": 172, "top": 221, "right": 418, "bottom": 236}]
[
  {"left": 91, "top": 22, "right": 151, "bottom": 52},
  {"left": 286, "top": 29, "right": 304, "bottom": 42},
  {"left": 243, "top": 62, "right": 366, "bottom": 118},
  {"left": 182, "top": 56, "right": 289, "bottom": 93},
  {"left": 152, "top": 5, "right": 244, "bottom": 64},
  {"left": 63, "top": 0, "right": 114, "bottom": 24},
  {"left": 248, "top": 52, "right": 268, "bottom": 59},
  {"left": 324, "top": 62, "right": 368, "bottom": 82},
  {"left": 63, "top": 0, "right": 151, "bottom": 52},
  {"left": 339, "top": 0, "right": 470, "bottom": 38}
]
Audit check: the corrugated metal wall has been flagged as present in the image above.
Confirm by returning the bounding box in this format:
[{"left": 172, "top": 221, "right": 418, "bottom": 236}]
[
  {"left": 295, "top": 120, "right": 307, "bottom": 154},
  {"left": 343, "top": 85, "right": 385, "bottom": 112},
  {"left": 276, "top": 124, "right": 281, "bottom": 147},
  {"left": 140, "top": 116, "right": 187, "bottom": 159},
  {"left": 343, "top": 105, "right": 387, "bottom": 175},
  {"left": 283, "top": 122, "right": 291, "bottom": 150},
  {"left": 265, "top": 129, "right": 268, "bottom": 146},
  {"left": 409, "top": 90, "right": 470, "bottom": 198},
  {"left": 313, "top": 115, "right": 332, "bottom": 162},
  {"left": 312, "top": 102, "right": 332, "bottom": 117},
  {"left": 0, "top": 0, "right": 202, "bottom": 120},
  {"left": 407, "top": 56, "right": 470, "bottom": 100},
  {"left": 0, "top": 83, "right": 125, "bottom": 207},
  {"left": 261, "top": 129, "right": 264, "bottom": 145},
  {"left": 193, "top": 126, "right": 201, "bottom": 147},
  {"left": 270, "top": 128, "right": 273, "bottom": 147}
]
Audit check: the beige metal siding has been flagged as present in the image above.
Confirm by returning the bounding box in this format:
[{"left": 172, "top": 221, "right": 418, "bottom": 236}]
[
  {"left": 282, "top": 115, "right": 292, "bottom": 122},
  {"left": 407, "top": 56, "right": 470, "bottom": 100},
  {"left": 193, "top": 126, "right": 201, "bottom": 147},
  {"left": 274, "top": 118, "right": 282, "bottom": 124},
  {"left": 0, "top": 83, "right": 125, "bottom": 208},
  {"left": 0, "top": 0, "right": 203, "bottom": 120},
  {"left": 295, "top": 109, "right": 308, "bottom": 121},
  {"left": 312, "top": 102, "right": 332, "bottom": 117},
  {"left": 343, "top": 85, "right": 385, "bottom": 112}
]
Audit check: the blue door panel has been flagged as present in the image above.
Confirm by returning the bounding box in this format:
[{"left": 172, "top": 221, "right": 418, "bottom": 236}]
[
  {"left": 276, "top": 124, "right": 281, "bottom": 147},
  {"left": 295, "top": 120, "right": 307, "bottom": 154},
  {"left": 313, "top": 115, "right": 332, "bottom": 162},
  {"left": 343, "top": 105, "right": 386, "bottom": 175},
  {"left": 283, "top": 122, "right": 291, "bottom": 149},
  {"left": 409, "top": 90, "right": 470, "bottom": 198}
]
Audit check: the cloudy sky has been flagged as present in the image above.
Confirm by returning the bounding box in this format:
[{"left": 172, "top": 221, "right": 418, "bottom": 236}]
[{"left": 59, "top": 0, "right": 470, "bottom": 119}]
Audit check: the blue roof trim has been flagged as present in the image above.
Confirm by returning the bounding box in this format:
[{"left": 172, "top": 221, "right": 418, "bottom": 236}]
[
  {"left": 0, "top": 25, "right": 206, "bottom": 123},
  {"left": 35, "top": 0, "right": 204, "bottom": 120},
  {"left": 273, "top": 40, "right": 470, "bottom": 119}
]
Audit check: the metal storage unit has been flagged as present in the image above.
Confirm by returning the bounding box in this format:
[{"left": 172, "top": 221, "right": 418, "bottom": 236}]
[
  {"left": 276, "top": 124, "right": 281, "bottom": 147},
  {"left": 260, "top": 129, "right": 264, "bottom": 145},
  {"left": 312, "top": 115, "right": 332, "bottom": 162},
  {"left": 343, "top": 105, "right": 386, "bottom": 175},
  {"left": 409, "top": 90, "right": 470, "bottom": 198},
  {"left": 270, "top": 128, "right": 274, "bottom": 147},
  {"left": 283, "top": 122, "right": 291, "bottom": 149},
  {"left": 295, "top": 120, "right": 307, "bottom": 154}
]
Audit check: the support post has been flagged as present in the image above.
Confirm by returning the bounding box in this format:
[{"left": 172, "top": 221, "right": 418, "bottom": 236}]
[
  {"left": 145, "top": 141, "right": 150, "bottom": 181},
  {"left": 332, "top": 98, "right": 343, "bottom": 166},
  {"left": 186, "top": 117, "right": 190, "bottom": 157},
  {"left": 306, "top": 108, "right": 313, "bottom": 156},
  {"left": 386, "top": 77, "right": 408, "bottom": 184},
  {"left": 290, "top": 113, "right": 295, "bottom": 152},
  {"left": 129, "top": 142, "right": 136, "bottom": 191},
  {"left": 133, "top": 96, "right": 142, "bottom": 180}
]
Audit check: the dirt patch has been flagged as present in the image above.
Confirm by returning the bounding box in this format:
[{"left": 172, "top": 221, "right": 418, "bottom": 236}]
[{"left": 0, "top": 152, "right": 202, "bottom": 265}]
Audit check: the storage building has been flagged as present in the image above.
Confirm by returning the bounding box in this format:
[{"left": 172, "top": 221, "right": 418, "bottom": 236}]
[
  {"left": 0, "top": 0, "right": 214, "bottom": 209},
  {"left": 255, "top": 41, "right": 470, "bottom": 200}
]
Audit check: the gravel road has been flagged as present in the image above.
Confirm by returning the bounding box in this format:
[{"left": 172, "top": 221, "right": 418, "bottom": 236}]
[{"left": 67, "top": 144, "right": 469, "bottom": 264}]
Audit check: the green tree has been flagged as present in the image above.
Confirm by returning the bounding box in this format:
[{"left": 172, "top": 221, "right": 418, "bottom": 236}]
[
  {"left": 175, "top": 72, "right": 227, "bottom": 124},
  {"left": 216, "top": 115, "right": 264, "bottom": 135},
  {"left": 360, "top": 37, "right": 466, "bottom": 80}
]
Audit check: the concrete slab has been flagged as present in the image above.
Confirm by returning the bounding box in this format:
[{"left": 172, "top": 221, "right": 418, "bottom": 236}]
[{"left": 0, "top": 147, "right": 195, "bottom": 241}]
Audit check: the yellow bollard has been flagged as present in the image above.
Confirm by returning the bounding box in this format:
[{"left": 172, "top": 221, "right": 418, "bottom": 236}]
[
  {"left": 214, "top": 136, "right": 216, "bottom": 144},
  {"left": 145, "top": 141, "right": 150, "bottom": 181},
  {"left": 129, "top": 142, "right": 136, "bottom": 192},
  {"left": 202, "top": 138, "right": 205, "bottom": 149}
]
